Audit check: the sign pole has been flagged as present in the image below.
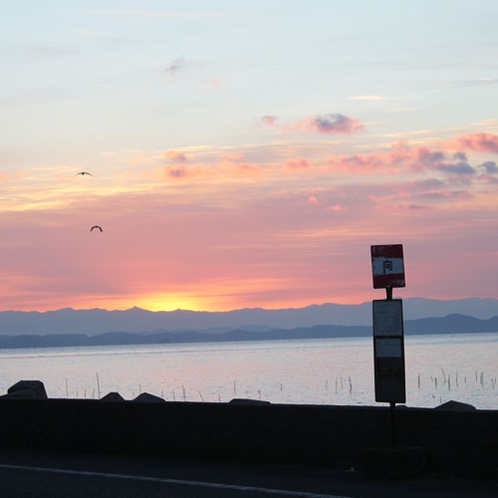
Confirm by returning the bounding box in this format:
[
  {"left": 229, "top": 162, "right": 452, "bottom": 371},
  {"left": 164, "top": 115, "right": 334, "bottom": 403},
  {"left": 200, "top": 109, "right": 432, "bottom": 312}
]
[
  {"left": 371, "top": 244, "right": 406, "bottom": 450},
  {"left": 390, "top": 401, "right": 397, "bottom": 448},
  {"left": 386, "top": 285, "right": 397, "bottom": 448}
]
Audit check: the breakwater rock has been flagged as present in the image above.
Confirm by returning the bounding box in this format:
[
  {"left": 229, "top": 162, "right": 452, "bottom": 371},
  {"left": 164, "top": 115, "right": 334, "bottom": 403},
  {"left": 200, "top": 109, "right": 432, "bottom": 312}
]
[{"left": 0, "top": 381, "right": 496, "bottom": 479}]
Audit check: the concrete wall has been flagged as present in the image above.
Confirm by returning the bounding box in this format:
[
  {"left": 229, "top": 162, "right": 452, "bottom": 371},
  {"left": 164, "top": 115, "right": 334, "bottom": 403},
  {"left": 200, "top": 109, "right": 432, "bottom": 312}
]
[{"left": 0, "top": 399, "right": 496, "bottom": 478}]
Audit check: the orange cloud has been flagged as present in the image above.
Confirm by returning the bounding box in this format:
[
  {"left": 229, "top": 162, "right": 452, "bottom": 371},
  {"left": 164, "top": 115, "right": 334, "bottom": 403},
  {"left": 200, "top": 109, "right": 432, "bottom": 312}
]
[
  {"left": 163, "top": 150, "right": 192, "bottom": 163},
  {"left": 219, "top": 152, "right": 244, "bottom": 161}
]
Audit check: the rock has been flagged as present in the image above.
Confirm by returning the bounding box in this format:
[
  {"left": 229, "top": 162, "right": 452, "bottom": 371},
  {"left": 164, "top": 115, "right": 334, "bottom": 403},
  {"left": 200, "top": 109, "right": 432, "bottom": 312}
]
[
  {"left": 132, "top": 392, "right": 166, "bottom": 403},
  {"left": 229, "top": 398, "right": 271, "bottom": 405},
  {"left": 101, "top": 392, "right": 125, "bottom": 402},
  {"left": 434, "top": 400, "right": 476, "bottom": 412},
  {"left": 6, "top": 380, "right": 48, "bottom": 399}
]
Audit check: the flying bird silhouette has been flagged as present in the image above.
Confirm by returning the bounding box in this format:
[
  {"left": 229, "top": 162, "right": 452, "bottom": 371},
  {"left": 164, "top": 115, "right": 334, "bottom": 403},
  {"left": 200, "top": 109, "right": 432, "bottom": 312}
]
[
  {"left": 75, "top": 171, "right": 93, "bottom": 177},
  {"left": 90, "top": 225, "right": 103, "bottom": 232}
]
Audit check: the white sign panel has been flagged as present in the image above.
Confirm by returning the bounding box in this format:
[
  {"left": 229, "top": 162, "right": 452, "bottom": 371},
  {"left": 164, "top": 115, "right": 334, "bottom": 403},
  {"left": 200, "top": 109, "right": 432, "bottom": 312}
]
[
  {"left": 371, "top": 257, "right": 405, "bottom": 277},
  {"left": 375, "top": 338, "right": 403, "bottom": 358},
  {"left": 373, "top": 299, "right": 403, "bottom": 336}
]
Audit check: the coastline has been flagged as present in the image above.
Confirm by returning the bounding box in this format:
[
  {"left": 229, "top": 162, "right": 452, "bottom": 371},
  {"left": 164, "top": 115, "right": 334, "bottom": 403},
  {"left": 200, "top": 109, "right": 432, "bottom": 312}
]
[{"left": 0, "top": 383, "right": 497, "bottom": 480}]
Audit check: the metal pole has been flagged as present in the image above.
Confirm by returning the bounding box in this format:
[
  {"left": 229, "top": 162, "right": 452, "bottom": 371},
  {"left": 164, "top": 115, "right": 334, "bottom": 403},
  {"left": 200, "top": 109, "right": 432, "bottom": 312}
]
[{"left": 390, "top": 401, "right": 397, "bottom": 448}]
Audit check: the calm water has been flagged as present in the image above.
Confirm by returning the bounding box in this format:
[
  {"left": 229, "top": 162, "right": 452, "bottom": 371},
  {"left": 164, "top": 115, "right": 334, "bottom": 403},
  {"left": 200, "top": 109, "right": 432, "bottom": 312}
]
[{"left": 0, "top": 333, "right": 496, "bottom": 410}]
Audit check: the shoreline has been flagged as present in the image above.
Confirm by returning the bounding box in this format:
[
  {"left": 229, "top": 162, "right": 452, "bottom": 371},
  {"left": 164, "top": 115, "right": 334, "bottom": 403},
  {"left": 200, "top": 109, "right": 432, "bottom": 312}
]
[{"left": 1, "top": 382, "right": 497, "bottom": 480}]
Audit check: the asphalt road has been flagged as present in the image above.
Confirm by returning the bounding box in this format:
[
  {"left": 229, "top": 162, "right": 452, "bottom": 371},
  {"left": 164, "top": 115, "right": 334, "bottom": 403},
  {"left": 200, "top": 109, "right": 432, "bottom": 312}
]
[{"left": 0, "top": 449, "right": 496, "bottom": 498}]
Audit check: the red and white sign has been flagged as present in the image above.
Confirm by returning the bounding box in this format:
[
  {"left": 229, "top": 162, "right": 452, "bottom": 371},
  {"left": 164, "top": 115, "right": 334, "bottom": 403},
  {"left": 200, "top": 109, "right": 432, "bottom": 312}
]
[{"left": 371, "top": 244, "right": 405, "bottom": 289}]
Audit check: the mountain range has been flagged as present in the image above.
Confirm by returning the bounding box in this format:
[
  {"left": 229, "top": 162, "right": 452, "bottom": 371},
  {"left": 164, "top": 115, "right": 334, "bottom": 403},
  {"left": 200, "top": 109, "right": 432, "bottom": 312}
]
[
  {"left": 0, "top": 297, "right": 497, "bottom": 338},
  {"left": 0, "top": 312, "right": 497, "bottom": 349}
]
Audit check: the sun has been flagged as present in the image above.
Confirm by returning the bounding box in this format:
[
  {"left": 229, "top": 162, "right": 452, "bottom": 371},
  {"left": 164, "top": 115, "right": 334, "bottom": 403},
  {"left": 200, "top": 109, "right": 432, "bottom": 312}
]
[{"left": 135, "top": 293, "right": 214, "bottom": 312}]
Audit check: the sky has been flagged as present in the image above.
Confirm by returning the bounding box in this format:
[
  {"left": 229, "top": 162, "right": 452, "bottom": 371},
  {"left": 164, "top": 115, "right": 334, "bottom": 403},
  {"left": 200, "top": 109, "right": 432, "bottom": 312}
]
[{"left": 1, "top": 1, "right": 498, "bottom": 313}]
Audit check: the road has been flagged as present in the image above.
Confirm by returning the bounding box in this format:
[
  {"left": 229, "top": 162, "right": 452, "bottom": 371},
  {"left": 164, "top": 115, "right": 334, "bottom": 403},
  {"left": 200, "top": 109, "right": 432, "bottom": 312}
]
[{"left": 0, "top": 449, "right": 496, "bottom": 498}]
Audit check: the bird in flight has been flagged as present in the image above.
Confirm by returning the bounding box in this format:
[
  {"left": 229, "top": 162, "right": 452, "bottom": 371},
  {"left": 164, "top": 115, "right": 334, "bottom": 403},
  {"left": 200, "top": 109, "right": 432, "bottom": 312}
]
[
  {"left": 75, "top": 171, "right": 93, "bottom": 177},
  {"left": 90, "top": 225, "right": 103, "bottom": 232}
]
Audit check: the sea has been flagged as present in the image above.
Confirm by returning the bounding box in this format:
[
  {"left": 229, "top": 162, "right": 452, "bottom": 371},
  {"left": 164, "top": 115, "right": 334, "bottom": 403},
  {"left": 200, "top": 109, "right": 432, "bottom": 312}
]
[{"left": 0, "top": 332, "right": 496, "bottom": 410}]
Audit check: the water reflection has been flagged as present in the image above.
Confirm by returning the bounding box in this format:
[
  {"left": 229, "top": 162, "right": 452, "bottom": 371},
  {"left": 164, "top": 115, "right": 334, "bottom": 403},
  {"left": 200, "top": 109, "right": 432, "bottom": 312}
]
[{"left": 0, "top": 334, "right": 496, "bottom": 409}]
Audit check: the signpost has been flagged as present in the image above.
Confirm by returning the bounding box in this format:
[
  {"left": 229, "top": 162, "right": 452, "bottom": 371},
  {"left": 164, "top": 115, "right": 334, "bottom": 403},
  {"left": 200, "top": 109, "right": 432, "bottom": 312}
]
[
  {"left": 371, "top": 244, "right": 405, "bottom": 298},
  {"left": 370, "top": 244, "right": 406, "bottom": 447}
]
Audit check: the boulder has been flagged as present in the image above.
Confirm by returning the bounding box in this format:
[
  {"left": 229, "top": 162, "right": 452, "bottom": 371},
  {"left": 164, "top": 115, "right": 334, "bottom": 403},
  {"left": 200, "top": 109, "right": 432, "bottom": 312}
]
[
  {"left": 229, "top": 398, "right": 271, "bottom": 405},
  {"left": 132, "top": 392, "right": 166, "bottom": 403},
  {"left": 101, "top": 392, "right": 125, "bottom": 402},
  {"left": 434, "top": 400, "right": 476, "bottom": 412},
  {"left": 6, "top": 380, "right": 48, "bottom": 399}
]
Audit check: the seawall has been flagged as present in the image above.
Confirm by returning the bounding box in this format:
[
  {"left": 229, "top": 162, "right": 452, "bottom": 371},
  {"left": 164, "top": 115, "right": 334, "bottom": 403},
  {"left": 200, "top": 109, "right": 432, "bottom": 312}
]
[{"left": 0, "top": 397, "right": 496, "bottom": 478}]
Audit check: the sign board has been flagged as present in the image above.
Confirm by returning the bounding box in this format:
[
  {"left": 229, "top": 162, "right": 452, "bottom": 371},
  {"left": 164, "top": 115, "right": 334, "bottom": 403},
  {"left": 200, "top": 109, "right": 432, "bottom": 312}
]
[
  {"left": 375, "top": 338, "right": 403, "bottom": 357},
  {"left": 371, "top": 244, "right": 405, "bottom": 289},
  {"left": 372, "top": 298, "right": 406, "bottom": 403},
  {"left": 373, "top": 299, "right": 403, "bottom": 336}
]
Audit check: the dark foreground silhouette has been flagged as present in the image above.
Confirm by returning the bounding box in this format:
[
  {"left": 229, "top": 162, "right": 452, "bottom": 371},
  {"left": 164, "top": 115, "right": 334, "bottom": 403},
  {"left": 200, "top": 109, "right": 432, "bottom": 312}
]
[{"left": 0, "top": 380, "right": 497, "bottom": 481}]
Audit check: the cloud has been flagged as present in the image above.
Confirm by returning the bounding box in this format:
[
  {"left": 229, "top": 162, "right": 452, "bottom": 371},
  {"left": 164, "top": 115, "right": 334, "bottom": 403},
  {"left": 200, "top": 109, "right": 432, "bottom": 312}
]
[
  {"left": 479, "top": 161, "right": 498, "bottom": 174},
  {"left": 436, "top": 161, "right": 476, "bottom": 176},
  {"left": 163, "top": 150, "right": 191, "bottom": 163},
  {"left": 261, "top": 115, "right": 279, "bottom": 128},
  {"left": 443, "top": 133, "right": 498, "bottom": 153},
  {"left": 323, "top": 142, "right": 482, "bottom": 178},
  {"left": 327, "top": 204, "right": 347, "bottom": 211},
  {"left": 261, "top": 113, "right": 364, "bottom": 135},
  {"left": 165, "top": 57, "right": 188, "bottom": 76},
  {"left": 283, "top": 158, "right": 311, "bottom": 171},
  {"left": 376, "top": 203, "right": 431, "bottom": 212},
  {"left": 166, "top": 166, "right": 188, "bottom": 178},
  {"left": 286, "top": 113, "right": 364, "bottom": 135},
  {"left": 159, "top": 159, "right": 263, "bottom": 182}
]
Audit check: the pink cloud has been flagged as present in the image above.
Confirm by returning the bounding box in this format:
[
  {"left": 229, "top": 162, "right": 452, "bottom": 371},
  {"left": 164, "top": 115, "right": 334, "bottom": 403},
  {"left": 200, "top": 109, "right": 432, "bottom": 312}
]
[
  {"left": 327, "top": 204, "right": 347, "bottom": 211},
  {"left": 323, "top": 142, "right": 479, "bottom": 177},
  {"left": 283, "top": 158, "right": 311, "bottom": 171},
  {"left": 261, "top": 113, "right": 364, "bottom": 135},
  {"left": 261, "top": 115, "right": 279, "bottom": 127},
  {"left": 376, "top": 203, "right": 431, "bottom": 212},
  {"left": 285, "top": 113, "right": 364, "bottom": 135},
  {"left": 161, "top": 159, "right": 262, "bottom": 181},
  {"left": 442, "top": 133, "right": 498, "bottom": 153}
]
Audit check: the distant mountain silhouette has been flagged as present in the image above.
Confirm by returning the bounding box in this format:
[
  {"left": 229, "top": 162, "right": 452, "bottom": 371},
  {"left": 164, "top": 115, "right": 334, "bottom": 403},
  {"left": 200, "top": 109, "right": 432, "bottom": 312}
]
[
  {"left": 0, "top": 298, "right": 497, "bottom": 337},
  {"left": 0, "top": 313, "right": 496, "bottom": 349}
]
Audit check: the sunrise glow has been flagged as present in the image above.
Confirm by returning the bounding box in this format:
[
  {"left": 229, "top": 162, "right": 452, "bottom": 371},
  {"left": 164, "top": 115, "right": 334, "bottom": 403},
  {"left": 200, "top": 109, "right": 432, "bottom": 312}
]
[{"left": 1, "top": 2, "right": 498, "bottom": 312}]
